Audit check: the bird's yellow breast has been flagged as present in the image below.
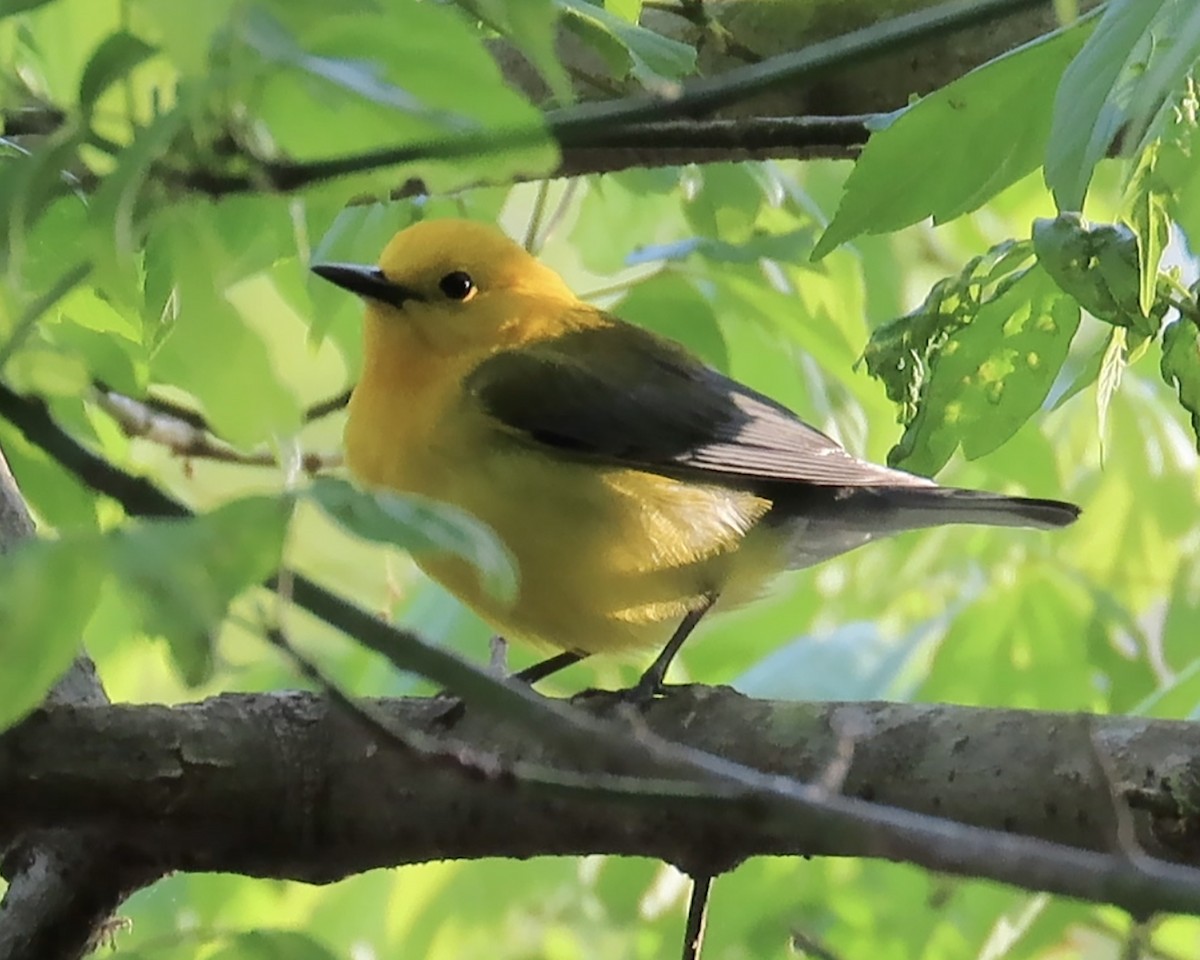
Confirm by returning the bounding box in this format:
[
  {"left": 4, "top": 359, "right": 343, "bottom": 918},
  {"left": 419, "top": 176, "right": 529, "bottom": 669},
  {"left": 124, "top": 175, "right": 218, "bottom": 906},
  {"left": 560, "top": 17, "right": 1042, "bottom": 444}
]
[{"left": 344, "top": 315, "right": 786, "bottom": 656}]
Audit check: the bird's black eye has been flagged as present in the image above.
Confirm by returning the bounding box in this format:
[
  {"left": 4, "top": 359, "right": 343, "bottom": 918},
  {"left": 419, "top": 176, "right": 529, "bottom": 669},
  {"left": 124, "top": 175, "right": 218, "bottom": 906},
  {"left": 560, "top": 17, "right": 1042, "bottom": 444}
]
[{"left": 439, "top": 271, "right": 475, "bottom": 301}]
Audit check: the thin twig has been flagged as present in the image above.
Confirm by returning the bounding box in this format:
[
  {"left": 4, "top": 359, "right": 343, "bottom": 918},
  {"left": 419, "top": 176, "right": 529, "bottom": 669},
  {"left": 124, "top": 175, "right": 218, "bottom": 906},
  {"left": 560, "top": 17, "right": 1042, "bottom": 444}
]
[
  {"left": 790, "top": 929, "right": 845, "bottom": 960},
  {"left": 523, "top": 179, "right": 552, "bottom": 253},
  {"left": 92, "top": 387, "right": 340, "bottom": 473}
]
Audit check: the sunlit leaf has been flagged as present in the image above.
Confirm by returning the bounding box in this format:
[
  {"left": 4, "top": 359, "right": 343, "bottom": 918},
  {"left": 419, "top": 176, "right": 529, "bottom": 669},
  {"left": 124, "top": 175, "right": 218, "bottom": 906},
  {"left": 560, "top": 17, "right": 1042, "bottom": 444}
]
[
  {"left": 615, "top": 271, "right": 727, "bottom": 370},
  {"left": 1032, "top": 214, "right": 1158, "bottom": 332},
  {"left": 1161, "top": 317, "right": 1200, "bottom": 451},
  {"left": 78, "top": 30, "right": 155, "bottom": 110},
  {"left": 557, "top": 0, "right": 695, "bottom": 87},
  {"left": 112, "top": 496, "right": 294, "bottom": 685},
  {"left": 309, "top": 477, "right": 516, "bottom": 602},
  {"left": 465, "top": 0, "right": 570, "bottom": 103},
  {"left": 243, "top": 2, "right": 556, "bottom": 194},
  {"left": 1096, "top": 326, "right": 1127, "bottom": 454},
  {"left": 884, "top": 264, "right": 1079, "bottom": 473},
  {"left": 0, "top": 535, "right": 105, "bottom": 730},
  {"left": 813, "top": 22, "right": 1091, "bottom": 259},
  {"left": 0, "top": 0, "right": 57, "bottom": 17},
  {"left": 1124, "top": 144, "right": 1172, "bottom": 319},
  {"left": 570, "top": 169, "right": 685, "bottom": 273},
  {"left": 0, "top": 420, "right": 99, "bottom": 529},
  {"left": 921, "top": 567, "right": 1096, "bottom": 710},
  {"left": 148, "top": 206, "right": 303, "bottom": 446},
  {"left": 683, "top": 164, "right": 765, "bottom": 244},
  {"left": 1045, "top": 0, "right": 1166, "bottom": 209}
]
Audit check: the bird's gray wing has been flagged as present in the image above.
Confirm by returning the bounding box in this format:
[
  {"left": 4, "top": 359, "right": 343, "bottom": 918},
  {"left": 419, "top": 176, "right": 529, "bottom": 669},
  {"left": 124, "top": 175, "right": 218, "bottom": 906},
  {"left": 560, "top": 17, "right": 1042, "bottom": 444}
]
[{"left": 465, "top": 323, "right": 932, "bottom": 489}]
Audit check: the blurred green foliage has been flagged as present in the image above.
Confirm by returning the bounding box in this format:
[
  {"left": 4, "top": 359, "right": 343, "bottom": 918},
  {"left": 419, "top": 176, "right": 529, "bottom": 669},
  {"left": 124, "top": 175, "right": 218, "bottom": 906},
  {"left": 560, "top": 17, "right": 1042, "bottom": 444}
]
[{"left": 1, "top": 0, "right": 1200, "bottom": 957}]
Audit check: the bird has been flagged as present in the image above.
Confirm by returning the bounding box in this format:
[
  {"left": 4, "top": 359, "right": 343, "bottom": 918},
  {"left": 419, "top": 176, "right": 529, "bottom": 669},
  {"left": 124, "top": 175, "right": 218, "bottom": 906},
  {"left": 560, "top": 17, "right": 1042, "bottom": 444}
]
[{"left": 312, "top": 218, "right": 1080, "bottom": 699}]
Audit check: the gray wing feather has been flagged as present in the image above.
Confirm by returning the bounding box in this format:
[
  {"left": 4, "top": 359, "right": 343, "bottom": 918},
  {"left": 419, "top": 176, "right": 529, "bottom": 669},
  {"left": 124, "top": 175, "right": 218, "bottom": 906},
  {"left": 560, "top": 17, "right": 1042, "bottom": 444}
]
[{"left": 466, "top": 324, "right": 933, "bottom": 489}]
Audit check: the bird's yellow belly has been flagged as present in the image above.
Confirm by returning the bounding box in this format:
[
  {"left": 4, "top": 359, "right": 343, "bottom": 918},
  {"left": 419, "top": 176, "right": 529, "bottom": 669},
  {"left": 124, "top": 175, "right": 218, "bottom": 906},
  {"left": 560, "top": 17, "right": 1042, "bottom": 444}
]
[{"left": 347, "top": 423, "right": 783, "bottom": 655}]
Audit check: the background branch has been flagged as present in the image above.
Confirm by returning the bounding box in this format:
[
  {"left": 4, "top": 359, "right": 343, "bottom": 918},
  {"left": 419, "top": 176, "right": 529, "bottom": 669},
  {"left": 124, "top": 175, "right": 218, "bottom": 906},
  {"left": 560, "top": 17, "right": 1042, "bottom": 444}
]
[{"left": 171, "top": 0, "right": 1054, "bottom": 197}]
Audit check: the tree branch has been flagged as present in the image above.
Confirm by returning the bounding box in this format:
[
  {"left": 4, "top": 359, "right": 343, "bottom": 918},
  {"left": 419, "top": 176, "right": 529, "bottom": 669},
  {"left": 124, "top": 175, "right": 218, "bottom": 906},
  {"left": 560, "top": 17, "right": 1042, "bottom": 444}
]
[
  {"left": 11, "top": 380, "right": 1200, "bottom": 916},
  {"left": 172, "top": 0, "right": 1053, "bottom": 197},
  {"left": 92, "top": 386, "right": 340, "bottom": 473},
  {"left": 2, "top": 690, "right": 1200, "bottom": 914}
]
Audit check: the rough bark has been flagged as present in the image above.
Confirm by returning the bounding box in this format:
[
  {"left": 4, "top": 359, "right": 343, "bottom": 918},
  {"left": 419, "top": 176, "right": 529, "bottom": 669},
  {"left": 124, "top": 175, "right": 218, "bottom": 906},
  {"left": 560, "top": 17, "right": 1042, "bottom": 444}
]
[
  {"left": 1, "top": 689, "right": 1197, "bottom": 886},
  {"left": 496, "top": 0, "right": 1103, "bottom": 118}
]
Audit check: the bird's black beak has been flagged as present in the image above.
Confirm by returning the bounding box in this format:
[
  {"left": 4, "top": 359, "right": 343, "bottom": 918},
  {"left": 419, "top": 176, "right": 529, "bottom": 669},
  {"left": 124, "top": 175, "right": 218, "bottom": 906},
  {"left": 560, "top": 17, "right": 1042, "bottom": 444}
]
[{"left": 311, "top": 263, "right": 424, "bottom": 308}]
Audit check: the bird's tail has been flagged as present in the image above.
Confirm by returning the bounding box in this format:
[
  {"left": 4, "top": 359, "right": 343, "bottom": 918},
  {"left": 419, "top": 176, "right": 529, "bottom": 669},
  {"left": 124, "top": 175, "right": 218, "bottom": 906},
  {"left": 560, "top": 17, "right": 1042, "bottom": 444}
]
[{"left": 874, "top": 486, "right": 1081, "bottom": 531}]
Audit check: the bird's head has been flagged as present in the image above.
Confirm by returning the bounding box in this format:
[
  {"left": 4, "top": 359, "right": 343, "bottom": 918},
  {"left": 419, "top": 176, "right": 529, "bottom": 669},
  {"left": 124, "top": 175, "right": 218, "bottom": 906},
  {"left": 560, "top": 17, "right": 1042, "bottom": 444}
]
[{"left": 312, "top": 218, "right": 578, "bottom": 354}]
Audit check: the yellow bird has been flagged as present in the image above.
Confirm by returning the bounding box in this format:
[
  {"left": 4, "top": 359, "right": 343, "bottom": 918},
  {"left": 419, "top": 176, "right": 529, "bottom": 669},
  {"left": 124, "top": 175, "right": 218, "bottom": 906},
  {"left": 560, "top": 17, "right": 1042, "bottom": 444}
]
[{"left": 313, "top": 218, "right": 1079, "bottom": 698}]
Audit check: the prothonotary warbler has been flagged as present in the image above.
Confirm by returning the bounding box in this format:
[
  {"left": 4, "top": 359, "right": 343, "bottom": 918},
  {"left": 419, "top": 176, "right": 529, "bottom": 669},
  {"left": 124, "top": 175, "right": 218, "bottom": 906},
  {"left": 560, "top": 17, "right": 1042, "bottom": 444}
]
[{"left": 313, "top": 218, "right": 1080, "bottom": 699}]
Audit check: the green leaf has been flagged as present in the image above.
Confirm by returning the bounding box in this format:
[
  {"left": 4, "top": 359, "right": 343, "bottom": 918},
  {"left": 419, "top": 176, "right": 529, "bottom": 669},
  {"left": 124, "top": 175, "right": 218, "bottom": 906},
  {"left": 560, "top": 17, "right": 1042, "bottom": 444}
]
[
  {"left": 85, "top": 104, "right": 189, "bottom": 317},
  {"left": 465, "top": 0, "right": 571, "bottom": 103},
  {"left": 134, "top": 0, "right": 236, "bottom": 74},
  {"left": 570, "top": 168, "right": 685, "bottom": 273},
  {"left": 149, "top": 206, "right": 303, "bottom": 446},
  {"left": 921, "top": 568, "right": 1095, "bottom": 710},
  {"left": 1151, "top": 83, "right": 1200, "bottom": 252},
  {"left": 245, "top": 2, "right": 556, "bottom": 194},
  {"left": 557, "top": 0, "right": 695, "bottom": 87},
  {"left": 871, "top": 259, "right": 1080, "bottom": 475},
  {"left": 111, "top": 496, "right": 294, "bottom": 685},
  {"left": 0, "top": 0, "right": 57, "bottom": 17},
  {"left": 736, "top": 619, "right": 931, "bottom": 702},
  {"left": 1124, "top": 143, "right": 1172, "bottom": 319},
  {"left": 1161, "top": 318, "right": 1200, "bottom": 452},
  {"left": 1161, "top": 557, "right": 1200, "bottom": 675},
  {"left": 0, "top": 536, "right": 105, "bottom": 730},
  {"left": 1033, "top": 214, "right": 1159, "bottom": 332},
  {"left": 1096, "top": 326, "right": 1127, "bottom": 456},
  {"left": 683, "top": 164, "right": 765, "bottom": 243},
  {"left": 309, "top": 477, "right": 516, "bottom": 602},
  {"left": 0, "top": 420, "right": 99, "bottom": 529},
  {"left": 1045, "top": 0, "right": 1166, "bottom": 210},
  {"left": 242, "top": 8, "right": 471, "bottom": 130},
  {"left": 615, "top": 271, "right": 727, "bottom": 370},
  {"left": 78, "top": 30, "right": 155, "bottom": 110},
  {"left": 863, "top": 240, "right": 1033, "bottom": 439},
  {"left": 813, "top": 22, "right": 1091, "bottom": 259}
]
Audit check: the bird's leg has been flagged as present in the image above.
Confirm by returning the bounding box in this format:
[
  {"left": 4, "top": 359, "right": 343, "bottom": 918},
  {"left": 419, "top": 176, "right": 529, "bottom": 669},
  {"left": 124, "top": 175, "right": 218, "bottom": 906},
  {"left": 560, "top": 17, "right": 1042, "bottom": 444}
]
[
  {"left": 626, "top": 595, "right": 717, "bottom": 704},
  {"left": 431, "top": 646, "right": 588, "bottom": 728},
  {"left": 511, "top": 650, "right": 586, "bottom": 684},
  {"left": 680, "top": 872, "right": 714, "bottom": 960}
]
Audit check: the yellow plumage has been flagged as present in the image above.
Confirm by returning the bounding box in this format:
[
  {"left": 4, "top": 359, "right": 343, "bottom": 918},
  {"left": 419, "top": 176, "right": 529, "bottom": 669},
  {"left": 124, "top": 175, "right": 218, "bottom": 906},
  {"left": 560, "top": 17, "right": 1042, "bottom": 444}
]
[{"left": 341, "top": 223, "right": 780, "bottom": 653}]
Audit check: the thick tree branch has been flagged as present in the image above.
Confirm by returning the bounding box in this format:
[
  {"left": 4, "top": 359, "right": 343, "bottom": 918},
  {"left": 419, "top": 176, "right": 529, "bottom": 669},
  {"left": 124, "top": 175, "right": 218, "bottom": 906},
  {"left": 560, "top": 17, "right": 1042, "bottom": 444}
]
[
  {"left": 498, "top": 0, "right": 1101, "bottom": 118},
  {"left": 2, "top": 691, "right": 1200, "bottom": 912},
  {"left": 9, "top": 383, "right": 1200, "bottom": 915}
]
